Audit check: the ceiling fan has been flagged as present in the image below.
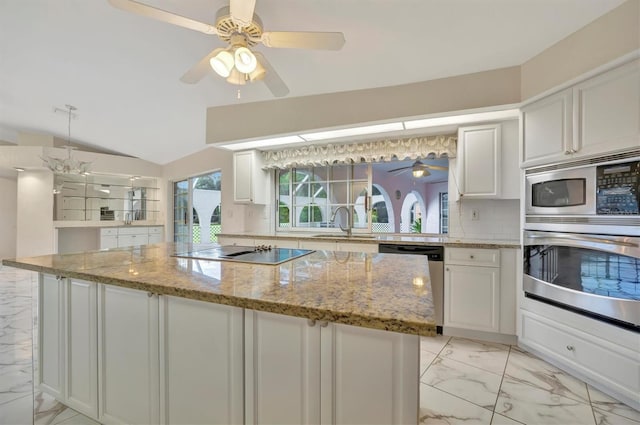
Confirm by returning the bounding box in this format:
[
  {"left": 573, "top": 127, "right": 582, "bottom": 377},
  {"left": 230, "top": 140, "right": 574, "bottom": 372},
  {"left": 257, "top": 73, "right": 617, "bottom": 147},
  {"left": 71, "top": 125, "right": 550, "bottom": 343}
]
[
  {"left": 107, "top": 0, "right": 346, "bottom": 97},
  {"left": 387, "top": 160, "right": 449, "bottom": 178}
]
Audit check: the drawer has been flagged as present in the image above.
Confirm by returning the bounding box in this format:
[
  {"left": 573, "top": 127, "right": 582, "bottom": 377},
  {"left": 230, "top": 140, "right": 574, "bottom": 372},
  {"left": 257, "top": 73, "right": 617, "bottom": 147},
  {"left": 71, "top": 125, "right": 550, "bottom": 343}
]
[
  {"left": 118, "top": 227, "right": 149, "bottom": 235},
  {"left": 147, "top": 226, "right": 163, "bottom": 235},
  {"left": 100, "top": 228, "right": 118, "bottom": 237},
  {"left": 520, "top": 311, "right": 640, "bottom": 397},
  {"left": 445, "top": 248, "right": 499, "bottom": 267}
]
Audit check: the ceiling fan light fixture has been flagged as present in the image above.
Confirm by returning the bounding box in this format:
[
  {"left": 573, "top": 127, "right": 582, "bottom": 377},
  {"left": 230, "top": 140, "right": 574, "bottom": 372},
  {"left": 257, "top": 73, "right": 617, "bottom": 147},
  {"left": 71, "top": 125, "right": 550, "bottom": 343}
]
[
  {"left": 412, "top": 169, "right": 425, "bottom": 178},
  {"left": 248, "top": 60, "right": 266, "bottom": 81},
  {"left": 226, "top": 67, "right": 247, "bottom": 85},
  {"left": 210, "top": 50, "right": 234, "bottom": 77},
  {"left": 234, "top": 46, "right": 257, "bottom": 73}
]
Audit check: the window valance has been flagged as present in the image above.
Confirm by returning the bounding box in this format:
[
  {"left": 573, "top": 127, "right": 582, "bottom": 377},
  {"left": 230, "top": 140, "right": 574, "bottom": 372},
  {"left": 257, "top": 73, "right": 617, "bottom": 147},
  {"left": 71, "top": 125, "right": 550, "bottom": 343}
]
[{"left": 261, "top": 134, "right": 457, "bottom": 169}]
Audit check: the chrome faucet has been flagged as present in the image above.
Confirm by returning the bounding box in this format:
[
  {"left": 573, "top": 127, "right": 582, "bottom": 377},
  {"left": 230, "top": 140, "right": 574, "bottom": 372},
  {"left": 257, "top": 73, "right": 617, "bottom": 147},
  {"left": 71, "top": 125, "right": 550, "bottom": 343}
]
[{"left": 330, "top": 206, "right": 352, "bottom": 237}]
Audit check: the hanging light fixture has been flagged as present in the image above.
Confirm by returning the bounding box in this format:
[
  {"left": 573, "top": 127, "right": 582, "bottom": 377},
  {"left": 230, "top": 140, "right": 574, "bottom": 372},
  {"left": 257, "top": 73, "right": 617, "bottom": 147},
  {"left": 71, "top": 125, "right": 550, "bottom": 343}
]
[
  {"left": 41, "top": 104, "right": 91, "bottom": 175},
  {"left": 209, "top": 34, "right": 259, "bottom": 84}
]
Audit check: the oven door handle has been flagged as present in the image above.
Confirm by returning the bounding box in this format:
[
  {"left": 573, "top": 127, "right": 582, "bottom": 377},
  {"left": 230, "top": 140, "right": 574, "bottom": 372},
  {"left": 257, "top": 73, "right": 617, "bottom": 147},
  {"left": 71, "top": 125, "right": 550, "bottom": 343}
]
[{"left": 526, "top": 232, "right": 639, "bottom": 248}]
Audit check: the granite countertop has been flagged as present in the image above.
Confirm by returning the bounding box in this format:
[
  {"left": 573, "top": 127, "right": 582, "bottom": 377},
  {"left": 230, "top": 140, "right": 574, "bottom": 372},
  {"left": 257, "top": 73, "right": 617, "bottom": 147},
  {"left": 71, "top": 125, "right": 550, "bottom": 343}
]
[
  {"left": 3, "top": 243, "right": 436, "bottom": 336},
  {"left": 219, "top": 232, "right": 521, "bottom": 249}
]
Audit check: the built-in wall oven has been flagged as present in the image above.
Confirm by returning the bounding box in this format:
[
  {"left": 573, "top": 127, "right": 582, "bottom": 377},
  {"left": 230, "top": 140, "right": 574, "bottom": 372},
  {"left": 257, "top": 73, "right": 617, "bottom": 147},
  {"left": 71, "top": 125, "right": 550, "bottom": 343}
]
[{"left": 524, "top": 150, "right": 640, "bottom": 332}]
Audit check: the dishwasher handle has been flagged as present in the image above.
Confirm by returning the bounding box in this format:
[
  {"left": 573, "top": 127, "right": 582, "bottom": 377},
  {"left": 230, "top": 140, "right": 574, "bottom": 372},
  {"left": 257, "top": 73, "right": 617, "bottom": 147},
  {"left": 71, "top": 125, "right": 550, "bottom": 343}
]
[{"left": 378, "top": 244, "right": 443, "bottom": 261}]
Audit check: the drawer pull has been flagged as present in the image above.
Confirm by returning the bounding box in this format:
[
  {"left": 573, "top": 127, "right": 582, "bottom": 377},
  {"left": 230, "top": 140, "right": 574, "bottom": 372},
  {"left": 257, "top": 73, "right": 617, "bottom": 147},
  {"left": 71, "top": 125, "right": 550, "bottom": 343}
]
[
  {"left": 470, "top": 255, "right": 475, "bottom": 259},
  {"left": 148, "top": 292, "right": 153, "bottom": 298},
  {"left": 566, "top": 345, "right": 574, "bottom": 351},
  {"left": 307, "top": 319, "right": 316, "bottom": 327}
]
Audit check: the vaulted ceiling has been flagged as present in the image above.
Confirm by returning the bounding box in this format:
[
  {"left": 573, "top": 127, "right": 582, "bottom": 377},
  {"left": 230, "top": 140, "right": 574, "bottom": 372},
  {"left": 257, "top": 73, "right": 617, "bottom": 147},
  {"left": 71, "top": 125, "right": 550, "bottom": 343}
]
[{"left": 0, "top": 0, "right": 627, "bottom": 164}]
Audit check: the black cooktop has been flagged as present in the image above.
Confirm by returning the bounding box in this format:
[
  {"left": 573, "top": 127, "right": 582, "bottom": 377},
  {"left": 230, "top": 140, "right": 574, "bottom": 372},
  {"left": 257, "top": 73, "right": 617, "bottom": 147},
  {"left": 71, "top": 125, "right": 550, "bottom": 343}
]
[{"left": 172, "top": 245, "right": 314, "bottom": 265}]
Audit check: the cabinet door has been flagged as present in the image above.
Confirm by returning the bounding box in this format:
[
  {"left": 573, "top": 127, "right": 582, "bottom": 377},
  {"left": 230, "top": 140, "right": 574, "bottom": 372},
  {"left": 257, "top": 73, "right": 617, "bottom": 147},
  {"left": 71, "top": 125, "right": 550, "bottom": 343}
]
[
  {"left": 458, "top": 124, "right": 501, "bottom": 198},
  {"left": 323, "top": 323, "right": 419, "bottom": 425},
  {"left": 117, "top": 233, "right": 148, "bottom": 247},
  {"left": 161, "top": 296, "right": 244, "bottom": 425},
  {"left": 245, "top": 310, "right": 321, "bottom": 425},
  {"left": 148, "top": 233, "right": 163, "bottom": 244},
  {"left": 100, "top": 235, "right": 118, "bottom": 249},
  {"left": 234, "top": 151, "right": 253, "bottom": 203},
  {"left": 99, "top": 285, "right": 159, "bottom": 425},
  {"left": 39, "top": 274, "right": 64, "bottom": 399},
  {"left": 573, "top": 59, "right": 640, "bottom": 157},
  {"left": 521, "top": 88, "right": 573, "bottom": 167},
  {"left": 65, "top": 279, "right": 98, "bottom": 418},
  {"left": 444, "top": 265, "right": 500, "bottom": 332}
]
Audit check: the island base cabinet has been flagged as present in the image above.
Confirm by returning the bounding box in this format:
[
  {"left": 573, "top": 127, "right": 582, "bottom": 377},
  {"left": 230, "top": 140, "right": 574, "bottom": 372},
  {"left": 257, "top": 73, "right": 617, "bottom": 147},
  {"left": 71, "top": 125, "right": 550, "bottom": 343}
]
[
  {"left": 160, "top": 296, "right": 244, "bottom": 425},
  {"left": 325, "top": 324, "right": 419, "bottom": 425},
  {"left": 244, "top": 311, "right": 419, "bottom": 425},
  {"left": 98, "top": 285, "right": 159, "bottom": 425},
  {"left": 244, "top": 310, "right": 321, "bottom": 425},
  {"left": 38, "top": 275, "right": 98, "bottom": 419}
]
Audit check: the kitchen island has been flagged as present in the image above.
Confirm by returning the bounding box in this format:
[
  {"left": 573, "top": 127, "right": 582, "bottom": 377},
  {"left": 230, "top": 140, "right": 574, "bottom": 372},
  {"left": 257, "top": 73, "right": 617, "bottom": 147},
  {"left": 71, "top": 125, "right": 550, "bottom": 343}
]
[{"left": 3, "top": 242, "right": 435, "bottom": 425}]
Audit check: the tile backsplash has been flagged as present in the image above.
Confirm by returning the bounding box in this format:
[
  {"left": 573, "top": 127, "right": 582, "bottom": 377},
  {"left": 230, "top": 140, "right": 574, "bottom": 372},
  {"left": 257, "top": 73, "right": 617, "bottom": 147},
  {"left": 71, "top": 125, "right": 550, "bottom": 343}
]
[{"left": 448, "top": 198, "right": 520, "bottom": 241}]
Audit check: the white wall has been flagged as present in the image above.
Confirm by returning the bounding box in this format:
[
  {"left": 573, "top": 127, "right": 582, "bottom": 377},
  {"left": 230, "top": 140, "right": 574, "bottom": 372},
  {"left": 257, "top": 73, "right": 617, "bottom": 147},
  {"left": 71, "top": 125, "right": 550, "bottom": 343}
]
[
  {"left": 162, "top": 147, "right": 271, "bottom": 239},
  {"left": 423, "top": 182, "right": 448, "bottom": 233},
  {"left": 0, "top": 175, "right": 17, "bottom": 260},
  {"left": 16, "top": 170, "right": 54, "bottom": 257},
  {"left": 448, "top": 198, "right": 520, "bottom": 240}
]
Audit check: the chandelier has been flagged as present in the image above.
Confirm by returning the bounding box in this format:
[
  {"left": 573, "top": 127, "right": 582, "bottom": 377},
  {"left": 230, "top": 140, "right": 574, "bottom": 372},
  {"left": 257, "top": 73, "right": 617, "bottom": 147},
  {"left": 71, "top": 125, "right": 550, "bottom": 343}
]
[{"left": 41, "top": 104, "right": 91, "bottom": 175}]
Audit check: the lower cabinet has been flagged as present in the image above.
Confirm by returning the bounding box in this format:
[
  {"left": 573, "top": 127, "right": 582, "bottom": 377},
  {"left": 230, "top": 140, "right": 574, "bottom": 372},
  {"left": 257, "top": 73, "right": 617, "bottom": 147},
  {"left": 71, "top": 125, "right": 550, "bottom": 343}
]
[
  {"left": 39, "top": 274, "right": 420, "bottom": 425},
  {"left": 161, "top": 295, "right": 244, "bottom": 425},
  {"left": 39, "top": 275, "right": 98, "bottom": 419},
  {"left": 245, "top": 310, "right": 419, "bottom": 425},
  {"left": 98, "top": 284, "right": 159, "bottom": 425}
]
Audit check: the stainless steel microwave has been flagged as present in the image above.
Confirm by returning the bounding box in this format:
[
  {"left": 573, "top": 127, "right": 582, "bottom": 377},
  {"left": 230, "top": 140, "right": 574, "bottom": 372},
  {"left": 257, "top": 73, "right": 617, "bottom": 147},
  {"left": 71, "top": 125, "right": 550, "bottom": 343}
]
[
  {"left": 526, "top": 167, "right": 596, "bottom": 215},
  {"left": 525, "top": 156, "right": 640, "bottom": 236}
]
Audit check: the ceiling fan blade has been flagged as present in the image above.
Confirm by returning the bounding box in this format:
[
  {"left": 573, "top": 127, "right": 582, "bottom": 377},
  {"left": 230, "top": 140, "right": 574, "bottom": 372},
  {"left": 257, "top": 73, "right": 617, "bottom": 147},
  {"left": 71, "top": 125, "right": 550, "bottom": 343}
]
[
  {"left": 230, "top": 0, "right": 256, "bottom": 28},
  {"left": 180, "top": 48, "right": 225, "bottom": 84},
  {"left": 261, "top": 31, "right": 345, "bottom": 50},
  {"left": 254, "top": 52, "right": 289, "bottom": 97},
  {"left": 108, "top": 0, "right": 218, "bottom": 35},
  {"left": 387, "top": 166, "right": 412, "bottom": 174},
  {"left": 424, "top": 165, "right": 449, "bottom": 171}
]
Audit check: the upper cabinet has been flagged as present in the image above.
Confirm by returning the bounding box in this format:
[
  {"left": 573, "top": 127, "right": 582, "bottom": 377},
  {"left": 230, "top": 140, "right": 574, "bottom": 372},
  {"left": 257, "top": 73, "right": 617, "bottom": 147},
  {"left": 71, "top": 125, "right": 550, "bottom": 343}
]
[
  {"left": 522, "top": 59, "right": 640, "bottom": 168},
  {"left": 456, "top": 121, "right": 519, "bottom": 200},
  {"left": 234, "top": 150, "right": 269, "bottom": 204}
]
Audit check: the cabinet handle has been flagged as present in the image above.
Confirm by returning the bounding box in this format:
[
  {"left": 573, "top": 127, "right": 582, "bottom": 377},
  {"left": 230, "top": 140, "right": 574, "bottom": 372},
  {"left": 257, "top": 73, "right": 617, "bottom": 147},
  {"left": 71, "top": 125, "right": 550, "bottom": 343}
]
[
  {"left": 148, "top": 292, "right": 153, "bottom": 298},
  {"left": 470, "top": 255, "right": 475, "bottom": 259},
  {"left": 566, "top": 345, "right": 574, "bottom": 351},
  {"left": 318, "top": 320, "right": 329, "bottom": 328},
  {"left": 564, "top": 150, "right": 572, "bottom": 155},
  {"left": 446, "top": 267, "right": 450, "bottom": 271},
  {"left": 571, "top": 149, "right": 578, "bottom": 154},
  {"left": 307, "top": 319, "right": 316, "bottom": 327}
]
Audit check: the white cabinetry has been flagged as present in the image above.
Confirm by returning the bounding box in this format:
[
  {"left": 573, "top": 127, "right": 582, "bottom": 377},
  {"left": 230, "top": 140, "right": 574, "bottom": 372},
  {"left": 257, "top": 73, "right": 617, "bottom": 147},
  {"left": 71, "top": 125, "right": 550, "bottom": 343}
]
[
  {"left": 161, "top": 296, "right": 244, "bottom": 425},
  {"left": 245, "top": 310, "right": 321, "bottom": 424},
  {"left": 245, "top": 311, "right": 419, "bottom": 425},
  {"left": 519, "top": 298, "right": 640, "bottom": 410},
  {"left": 573, "top": 59, "right": 640, "bottom": 157},
  {"left": 98, "top": 285, "right": 159, "bottom": 425},
  {"left": 38, "top": 275, "right": 98, "bottom": 419},
  {"left": 457, "top": 124, "right": 502, "bottom": 198},
  {"left": 522, "top": 59, "right": 640, "bottom": 167},
  {"left": 234, "top": 150, "right": 268, "bottom": 204},
  {"left": 99, "top": 226, "right": 164, "bottom": 249}
]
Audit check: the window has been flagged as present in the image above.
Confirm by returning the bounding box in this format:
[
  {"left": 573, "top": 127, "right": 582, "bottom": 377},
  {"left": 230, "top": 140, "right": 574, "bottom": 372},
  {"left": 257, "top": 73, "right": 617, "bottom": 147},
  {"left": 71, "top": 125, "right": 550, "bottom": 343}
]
[
  {"left": 173, "top": 171, "right": 222, "bottom": 243},
  {"left": 439, "top": 192, "right": 448, "bottom": 234},
  {"left": 275, "top": 159, "right": 449, "bottom": 234}
]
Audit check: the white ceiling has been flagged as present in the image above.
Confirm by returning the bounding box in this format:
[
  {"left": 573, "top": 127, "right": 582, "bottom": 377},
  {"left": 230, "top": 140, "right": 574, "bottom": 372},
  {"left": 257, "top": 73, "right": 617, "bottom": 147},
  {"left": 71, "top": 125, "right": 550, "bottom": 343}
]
[{"left": 0, "top": 0, "right": 626, "bottom": 164}]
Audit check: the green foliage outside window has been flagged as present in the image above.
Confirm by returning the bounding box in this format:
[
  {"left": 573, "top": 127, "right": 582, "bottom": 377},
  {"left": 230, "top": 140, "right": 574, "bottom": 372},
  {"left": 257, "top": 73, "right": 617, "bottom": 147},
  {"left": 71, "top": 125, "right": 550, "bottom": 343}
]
[
  {"left": 411, "top": 218, "right": 422, "bottom": 233},
  {"left": 300, "top": 205, "right": 322, "bottom": 223}
]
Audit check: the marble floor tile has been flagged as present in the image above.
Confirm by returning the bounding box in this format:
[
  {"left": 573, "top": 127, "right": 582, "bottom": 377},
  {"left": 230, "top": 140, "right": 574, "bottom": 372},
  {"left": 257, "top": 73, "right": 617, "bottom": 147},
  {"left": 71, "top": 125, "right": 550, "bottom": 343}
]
[
  {"left": 495, "top": 375, "right": 596, "bottom": 425},
  {"left": 505, "top": 347, "right": 590, "bottom": 405},
  {"left": 0, "top": 394, "right": 33, "bottom": 425},
  {"left": 587, "top": 385, "right": 640, "bottom": 423},
  {"left": 420, "top": 334, "right": 451, "bottom": 355},
  {"left": 0, "top": 362, "right": 33, "bottom": 405},
  {"left": 593, "top": 407, "right": 640, "bottom": 425},
  {"left": 491, "top": 412, "right": 524, "bottom": 424},
  {"left": 439, "top": 337, "right": 510, "bottom": 375},
  {"left": 419, "top": 383, "right": 494, "bottom": 424},
  {"left": 421, "top": 356, "right": 503, "bottom": 409},
  {"left": 420, "top": 349, "right": 438, "bottom": 377},
  {"left": 56, "top": 412, "right": 101, "bottom": 425},
  {"left": 34, "top": 391, "right": 77, "bottom": 425}
]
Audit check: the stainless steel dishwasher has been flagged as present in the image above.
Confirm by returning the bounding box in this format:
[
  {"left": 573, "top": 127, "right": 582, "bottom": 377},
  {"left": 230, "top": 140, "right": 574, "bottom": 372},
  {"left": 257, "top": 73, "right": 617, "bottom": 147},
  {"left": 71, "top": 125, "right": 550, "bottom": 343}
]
[{"left": 378, "top": 244, "right": 444, "bottom": 333}]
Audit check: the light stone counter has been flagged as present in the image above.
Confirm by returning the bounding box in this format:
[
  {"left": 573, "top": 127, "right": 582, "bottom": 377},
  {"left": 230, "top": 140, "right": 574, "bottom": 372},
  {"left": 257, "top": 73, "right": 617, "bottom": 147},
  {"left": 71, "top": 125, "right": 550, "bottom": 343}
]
[
  {"left": 219, "top": 232, "right": 521, "bottom": 249},
  {"left": 3, "top": 242, "right": 436, "bottom": 336}
]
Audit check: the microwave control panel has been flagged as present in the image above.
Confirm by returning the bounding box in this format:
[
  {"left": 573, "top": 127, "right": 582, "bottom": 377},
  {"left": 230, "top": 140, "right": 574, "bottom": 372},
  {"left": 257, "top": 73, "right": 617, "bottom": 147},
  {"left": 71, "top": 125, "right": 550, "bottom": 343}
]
[{"left": 596, "top": 160, "right": 640, "bottom": 215}]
